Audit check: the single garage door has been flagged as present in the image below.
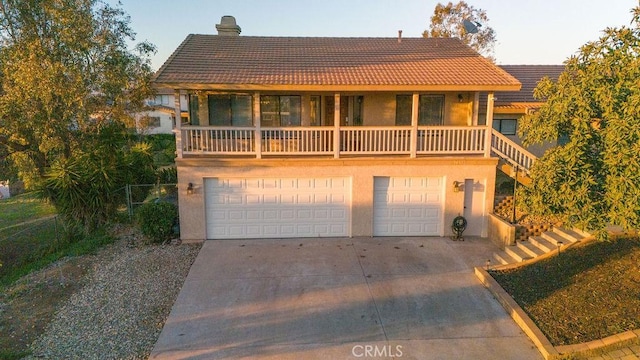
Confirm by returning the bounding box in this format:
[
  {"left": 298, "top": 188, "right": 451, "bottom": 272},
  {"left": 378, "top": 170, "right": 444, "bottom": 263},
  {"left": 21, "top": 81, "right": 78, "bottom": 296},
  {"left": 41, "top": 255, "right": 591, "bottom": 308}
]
[
  {"left": 373, "top": 177, "right": 444, "bottom": 236},
  {"left": 205, "top": 177, "right": 351, "bottom": 239}
]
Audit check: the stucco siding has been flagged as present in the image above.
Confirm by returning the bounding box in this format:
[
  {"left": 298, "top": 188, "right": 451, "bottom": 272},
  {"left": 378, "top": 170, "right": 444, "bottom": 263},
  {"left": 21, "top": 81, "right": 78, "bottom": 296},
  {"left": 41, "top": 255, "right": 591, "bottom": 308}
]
[{"left": 177, "top": 157, "right": 497, "bottom": 241}]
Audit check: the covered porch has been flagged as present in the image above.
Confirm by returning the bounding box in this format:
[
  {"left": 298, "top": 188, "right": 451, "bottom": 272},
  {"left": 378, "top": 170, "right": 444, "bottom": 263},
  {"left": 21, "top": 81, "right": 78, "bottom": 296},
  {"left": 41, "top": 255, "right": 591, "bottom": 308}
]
[{"left": 172, "top": 91, "right": 500, "bottom": 159}]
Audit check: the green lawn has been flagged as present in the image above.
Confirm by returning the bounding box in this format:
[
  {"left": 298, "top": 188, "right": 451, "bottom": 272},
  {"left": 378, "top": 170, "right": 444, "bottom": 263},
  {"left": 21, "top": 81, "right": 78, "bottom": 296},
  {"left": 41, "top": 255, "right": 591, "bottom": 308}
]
[
  {"left": 490, "top": 236, "right": 640, "bottom": 346},
  {"left": 0, "top": 192, "right": 113, "bottom": 287},
  {"left": 0, "top": 192, "right": 56, "bottom": 229}
]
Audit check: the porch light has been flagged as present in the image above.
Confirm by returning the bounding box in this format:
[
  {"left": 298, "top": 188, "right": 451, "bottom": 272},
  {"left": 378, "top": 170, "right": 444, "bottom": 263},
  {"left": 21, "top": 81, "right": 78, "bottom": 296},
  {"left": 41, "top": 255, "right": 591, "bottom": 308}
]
[
  {"left": 458, "top": 94, "right": 464, "bottom": 103},
  {"left": 186, "top": 182, "right": 194, "bottom": 195},
  {"left": 453, "top": 181, "right": 462, "bottom": 193}
]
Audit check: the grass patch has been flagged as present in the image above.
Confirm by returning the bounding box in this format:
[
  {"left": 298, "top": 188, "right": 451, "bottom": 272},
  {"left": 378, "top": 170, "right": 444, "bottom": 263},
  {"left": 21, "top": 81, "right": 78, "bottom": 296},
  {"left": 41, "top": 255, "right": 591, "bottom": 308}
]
[
  {"left": 0, "top": 224, "right": 114, "bottom": 287},
  {"left": 490, "top": 236, "right": 640, "bottom": 346},
  {"left": 0, "top": 192, "right": 115, "bottom": 287},
  {"left": 0, "top": 192, "right": 55, "bottom": 228},
  {"left": 0, "top": 349, "right": 30, "bottom": 360}
]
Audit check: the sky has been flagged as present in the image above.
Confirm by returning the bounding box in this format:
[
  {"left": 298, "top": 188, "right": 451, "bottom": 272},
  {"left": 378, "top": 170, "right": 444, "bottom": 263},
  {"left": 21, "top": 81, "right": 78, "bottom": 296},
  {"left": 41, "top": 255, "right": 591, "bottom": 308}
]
[{"left": 113, "top": 0, "right": 639, "bottom": 71}]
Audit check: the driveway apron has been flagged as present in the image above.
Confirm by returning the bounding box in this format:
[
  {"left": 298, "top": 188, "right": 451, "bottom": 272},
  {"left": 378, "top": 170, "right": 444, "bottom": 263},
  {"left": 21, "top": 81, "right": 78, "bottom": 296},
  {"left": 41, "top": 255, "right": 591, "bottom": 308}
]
[{"left": 151, "top": 237, "right": 542, "bottom": 359}]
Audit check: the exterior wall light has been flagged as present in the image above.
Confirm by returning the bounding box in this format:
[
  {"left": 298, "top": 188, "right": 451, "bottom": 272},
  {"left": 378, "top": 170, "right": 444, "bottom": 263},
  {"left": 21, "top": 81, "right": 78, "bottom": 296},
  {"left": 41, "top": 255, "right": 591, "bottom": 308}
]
[
  {"left": 458, "top": 94, "right": 464, "bottom": 103},
  {"left": 186, "top": 182, "right": 194, "bottom": 195},
  {"left": 453, "top": 181, "right": 462, "bottom": 193}
]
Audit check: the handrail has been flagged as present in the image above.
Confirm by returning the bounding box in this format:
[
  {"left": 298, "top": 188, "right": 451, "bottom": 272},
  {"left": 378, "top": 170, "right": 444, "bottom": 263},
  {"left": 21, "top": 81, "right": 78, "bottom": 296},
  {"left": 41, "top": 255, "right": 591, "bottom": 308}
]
[{"left": 490, "top": 129, "right": 537, "bottom": 173}]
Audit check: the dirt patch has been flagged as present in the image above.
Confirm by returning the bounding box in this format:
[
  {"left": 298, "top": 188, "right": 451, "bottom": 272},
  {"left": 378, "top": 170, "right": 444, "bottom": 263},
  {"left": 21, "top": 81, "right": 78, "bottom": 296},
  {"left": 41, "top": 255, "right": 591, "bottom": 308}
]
[
  {"left": 0, "top": 255, "right": 96, "bottom": 355},
  {"left": 491, "top": 236, "right": 640, "bottom": 345}
]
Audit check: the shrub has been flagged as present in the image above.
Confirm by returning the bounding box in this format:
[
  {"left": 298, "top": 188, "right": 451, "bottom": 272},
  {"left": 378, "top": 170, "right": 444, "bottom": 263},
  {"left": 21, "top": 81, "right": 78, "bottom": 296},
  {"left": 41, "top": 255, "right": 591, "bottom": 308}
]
[
  {"left": 135, "top": 201, "right": 178, "bottom": 243},
  {"left": 41, "top": 122, "right": 156, "bottom": 232}
]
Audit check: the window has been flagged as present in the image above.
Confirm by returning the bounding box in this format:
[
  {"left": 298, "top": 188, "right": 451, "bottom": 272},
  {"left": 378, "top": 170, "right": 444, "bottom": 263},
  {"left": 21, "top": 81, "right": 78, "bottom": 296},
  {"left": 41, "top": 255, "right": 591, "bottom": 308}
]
[
  {"left": 189, "top": 95, "right": 199, "bottom": 125},
  {"left": 396, "top": 94, "right": 445, "bottom": 125},
  {"left": 493, "top": 119, "right": 517, "bottom": 135},
  {"left": 419, "top": 95, "right": 444, "bottom": 125},
  {"left": 208, "top": 95, "right": 252, "bottom": 126},
  {"left": 396, "top": 95, "right": 412, "bottom": 125},
  {"left": 140, "top": 116, "right": 161, "bottom": 129},
  {"left": 260, "top": 95, "right": 301, "bottom": 126},
  {"left": 151, "top": 95, "right": 171, "bottom": 106}
]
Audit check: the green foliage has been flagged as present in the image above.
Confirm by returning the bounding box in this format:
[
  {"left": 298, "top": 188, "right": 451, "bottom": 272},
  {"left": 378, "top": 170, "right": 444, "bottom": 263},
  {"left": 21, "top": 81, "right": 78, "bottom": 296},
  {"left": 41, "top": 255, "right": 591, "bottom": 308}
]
[
  {"left": 144, "top": 134, "right": 177, "bottom": 167},
  {"left": 0, "top": 222, "right": 114, "bottom": 287},
  {"left": 157, "top": 166, "right": 177, "bottom": 184},
  {"left": 135, "top": 201, "right": 178, "bottom": 243},
  {"left": 0, "top": 0, "right": 156, "bottom": 189},
  {"left": 519, "top": 7, "right": 640, "bottom": 237},
  {"left": 41, "top": 122, "right": 156, "bottom": 231},
  {"left": 0, "top": 192, "right": 56, "bottom": 228},
  {"left": 423, "top": 1, "right": 496, "bottom": 60}
]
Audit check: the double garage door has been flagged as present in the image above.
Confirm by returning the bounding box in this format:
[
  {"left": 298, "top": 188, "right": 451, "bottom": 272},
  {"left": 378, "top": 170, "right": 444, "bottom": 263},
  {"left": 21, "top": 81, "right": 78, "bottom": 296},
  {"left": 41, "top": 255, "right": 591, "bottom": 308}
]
[
  {"left": 205, "top": 177, "right": 351, "bottom": 239},
  {"left": 205, "top": 176, "right": 443, "bottom": 239}
]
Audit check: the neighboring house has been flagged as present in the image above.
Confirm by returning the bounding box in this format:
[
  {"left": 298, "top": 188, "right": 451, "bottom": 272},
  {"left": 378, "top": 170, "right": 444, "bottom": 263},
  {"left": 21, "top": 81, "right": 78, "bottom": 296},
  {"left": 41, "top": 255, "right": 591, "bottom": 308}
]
[
  {"left": 0, "top": 180, "right": 10, "bottom": 199},
  {"left": 153, "top": 16, "right": 529, "bottom": 241},
  {"left": 135, "top": 88, "right": 189, "bottom": 134},
  {"left": 480, "top": 65, "right": 565, "bottom": 157}
]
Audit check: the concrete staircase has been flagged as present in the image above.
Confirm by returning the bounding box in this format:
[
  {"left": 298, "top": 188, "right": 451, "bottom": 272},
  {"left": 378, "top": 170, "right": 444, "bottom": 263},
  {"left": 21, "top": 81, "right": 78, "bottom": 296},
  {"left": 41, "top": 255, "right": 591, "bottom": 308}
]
[{"left": 492, "top": 227, "right": 590, "bottom": 265}]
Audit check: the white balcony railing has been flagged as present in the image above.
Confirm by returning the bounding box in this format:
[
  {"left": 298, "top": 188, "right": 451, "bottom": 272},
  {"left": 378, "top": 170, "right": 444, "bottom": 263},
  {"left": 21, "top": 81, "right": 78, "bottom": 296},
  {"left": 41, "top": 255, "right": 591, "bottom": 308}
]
[
  {"left": 261, "top": 128, "right": 334, "bottom": 154},
  {"left": 417, "top": 126, "right": 486, "bottom": 154},
  {"left": 182, "top": 126, "right": 255, "bottom": 154},
  {"left": 340, "top": 127, "right": 412, "bottom": 154},
  {"left": 491, "top": 129, "right": 537, "bottom": 173},
  {"left": 181, "top": 126, "right": 491, "bottom": 158}
]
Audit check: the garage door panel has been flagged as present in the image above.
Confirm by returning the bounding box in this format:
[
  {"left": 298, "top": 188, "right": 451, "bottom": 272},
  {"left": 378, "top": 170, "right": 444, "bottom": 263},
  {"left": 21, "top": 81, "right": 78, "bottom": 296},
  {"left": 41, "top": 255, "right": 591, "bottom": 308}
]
[
  {"left": 206, "top": 177, "right": 351, "bottom": 239},
  {"left": 374, "top": 177, "right": 443, "bottom": 236}
]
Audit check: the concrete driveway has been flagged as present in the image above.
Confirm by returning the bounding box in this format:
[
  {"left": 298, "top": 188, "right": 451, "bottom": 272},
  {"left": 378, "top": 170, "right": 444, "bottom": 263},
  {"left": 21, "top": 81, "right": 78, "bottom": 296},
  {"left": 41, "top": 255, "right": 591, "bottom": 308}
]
[{"left": 151, "top": 237, "right": 542, "bottom": 359}]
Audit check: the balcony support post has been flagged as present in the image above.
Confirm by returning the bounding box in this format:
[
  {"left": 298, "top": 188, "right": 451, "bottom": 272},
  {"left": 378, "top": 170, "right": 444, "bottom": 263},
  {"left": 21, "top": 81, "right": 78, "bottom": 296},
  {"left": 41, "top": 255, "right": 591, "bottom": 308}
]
[
  {"left": 174, "top": 90, "right": 183, "bottom": 159},
  {"left": 253, "top": 92, "right": 262, "bottom": 159},
  {"left": 410, "top": 93, "right": 419, "bottom": 158},
  {"left": 484, "top": 92, "right": 495, "bottom": 157},
  {"left": 333, "top": 93, "right": 340, "bottom": 158}
]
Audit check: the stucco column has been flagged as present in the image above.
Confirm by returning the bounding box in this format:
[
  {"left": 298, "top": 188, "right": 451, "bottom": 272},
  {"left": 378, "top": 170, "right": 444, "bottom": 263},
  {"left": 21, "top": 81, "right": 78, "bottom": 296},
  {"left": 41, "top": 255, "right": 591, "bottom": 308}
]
[
  {"left": 410, "top": 93, "right": 419, "bottom": 158},
  {"left": 174, "top": 90, "right": 183, "bottom": 159},
  {"left": 333, "top": 93, "right": 340, "bottom": 159},
  {"left": 484, "top": 92, "right": 495, "bottom": 157},
  {"left": 253, "top": 92, "right": 261, "bottom": 159},
  {"left": 198, "top": 92, "right": 209, "bottom": 125},
  {"left": 472, "top": 92, "right": 480, "bottom": 126}
]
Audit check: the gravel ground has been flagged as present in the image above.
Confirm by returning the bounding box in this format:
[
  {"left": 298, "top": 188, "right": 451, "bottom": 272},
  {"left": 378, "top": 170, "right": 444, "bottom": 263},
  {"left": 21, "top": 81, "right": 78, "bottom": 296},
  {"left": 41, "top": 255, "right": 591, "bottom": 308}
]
[{"left": 26, "top": 230, "right": 202, "bottom": 359}]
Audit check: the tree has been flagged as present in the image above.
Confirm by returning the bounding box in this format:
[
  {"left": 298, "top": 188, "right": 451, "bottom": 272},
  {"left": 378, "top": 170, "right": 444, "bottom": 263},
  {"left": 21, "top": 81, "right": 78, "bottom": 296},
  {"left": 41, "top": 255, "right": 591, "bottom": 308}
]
[
  {"left": 0, "top": 0, "right": 156, "bottom": 189},
  {"left": 518, "top": 7, "right": 640, "bottom": 238},
  {"left": 423, "top": 1, "right": 496, "bottom": 60},
  {"left": 42, "top": 121, "right": 156, "bottom": 232}
]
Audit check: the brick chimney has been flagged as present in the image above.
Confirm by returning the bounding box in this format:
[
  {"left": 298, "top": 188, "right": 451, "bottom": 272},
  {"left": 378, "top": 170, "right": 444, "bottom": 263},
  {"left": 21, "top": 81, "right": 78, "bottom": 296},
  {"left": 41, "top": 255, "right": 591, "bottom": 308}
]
[{"left": 216, "top": 16, "right": 241, "bottom": 36}]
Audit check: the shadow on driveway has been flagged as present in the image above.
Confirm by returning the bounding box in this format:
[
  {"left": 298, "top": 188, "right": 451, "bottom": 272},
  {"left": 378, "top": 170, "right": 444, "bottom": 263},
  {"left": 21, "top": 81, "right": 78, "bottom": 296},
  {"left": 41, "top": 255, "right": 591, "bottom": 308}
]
[{"left": 151, "top": 237, "right": 541, "bottom": 359}]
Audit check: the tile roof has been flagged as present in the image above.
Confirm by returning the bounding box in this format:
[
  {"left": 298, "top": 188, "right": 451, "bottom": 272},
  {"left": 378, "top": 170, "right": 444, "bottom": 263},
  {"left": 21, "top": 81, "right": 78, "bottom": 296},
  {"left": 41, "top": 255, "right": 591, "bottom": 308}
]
[
  {"left": 153, "top": 35, "right": 520, "bottom": 91},
  {"left": 496, "top": 65, "right": 565, "bottom": 104}
]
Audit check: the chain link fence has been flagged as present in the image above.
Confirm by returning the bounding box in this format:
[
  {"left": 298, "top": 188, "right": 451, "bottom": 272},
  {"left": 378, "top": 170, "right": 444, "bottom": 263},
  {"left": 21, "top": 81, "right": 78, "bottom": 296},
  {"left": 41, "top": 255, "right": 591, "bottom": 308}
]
[
  {"left": 124, "top": 183, "right": 178, "bottom": 220},
  {"left": 0, "top": 216, "right": 62, "bottom": 277}
]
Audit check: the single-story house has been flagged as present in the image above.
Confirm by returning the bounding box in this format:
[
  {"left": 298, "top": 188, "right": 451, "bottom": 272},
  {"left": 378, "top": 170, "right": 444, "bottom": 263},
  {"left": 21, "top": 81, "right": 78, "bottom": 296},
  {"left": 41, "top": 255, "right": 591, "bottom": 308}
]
[{"left": 153, "top": 16, "right": 535, "bottom": 241}]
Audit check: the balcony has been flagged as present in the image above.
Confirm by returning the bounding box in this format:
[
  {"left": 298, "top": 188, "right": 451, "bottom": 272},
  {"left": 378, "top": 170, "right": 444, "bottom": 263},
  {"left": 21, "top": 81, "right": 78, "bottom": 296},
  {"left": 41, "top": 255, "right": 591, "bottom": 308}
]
[{"left": 179, "top": 125, "right": 488, "bottom": 158}]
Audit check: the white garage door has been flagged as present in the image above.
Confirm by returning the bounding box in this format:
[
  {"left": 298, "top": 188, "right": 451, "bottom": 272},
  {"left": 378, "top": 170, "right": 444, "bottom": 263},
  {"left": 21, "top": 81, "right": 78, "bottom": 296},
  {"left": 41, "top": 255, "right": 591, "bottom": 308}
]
[
  {"left": 373, "top": 177, "right": 444, "bottom": 236},
  {"left": 205, "top": 177, "right": 351, "bottom": 239}
]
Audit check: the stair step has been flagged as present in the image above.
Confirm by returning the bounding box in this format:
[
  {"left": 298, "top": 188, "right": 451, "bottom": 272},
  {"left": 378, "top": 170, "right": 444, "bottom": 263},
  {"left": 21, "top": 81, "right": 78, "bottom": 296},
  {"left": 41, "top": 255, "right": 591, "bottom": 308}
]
[
  {"left": 493, "top": 251, "right": 515, "bottom": 265},
  {"left": 528, "top": 235, "right": 557, "bottom": 253},
  {"left": 553, "top": 227, "right": 585, "bottom": 243},
  {"left": 572, "top": 227, "right": 591, "bottom": 238},
  {"left": 504, "top": 245, "right": 533, "bottom": 262},
  {"left": 516, "top": 240, "right": 546, "bottom": 258},
  {"left": 541, "top": 231, "right": 571, "bottom": 246}
]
